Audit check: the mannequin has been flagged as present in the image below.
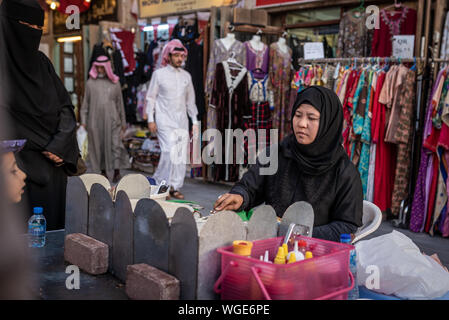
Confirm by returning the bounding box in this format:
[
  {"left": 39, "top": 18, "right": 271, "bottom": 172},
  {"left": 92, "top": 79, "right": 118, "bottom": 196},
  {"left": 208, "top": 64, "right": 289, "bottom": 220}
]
[
  {"left": 249, "top": 29, "right": 264, "bottom": 51},
  {"left": 220, "top": 25, "right": 236, "bottom": 51},
  {"left": 277, "top": 32, "right": 289, "bottom": 54}
]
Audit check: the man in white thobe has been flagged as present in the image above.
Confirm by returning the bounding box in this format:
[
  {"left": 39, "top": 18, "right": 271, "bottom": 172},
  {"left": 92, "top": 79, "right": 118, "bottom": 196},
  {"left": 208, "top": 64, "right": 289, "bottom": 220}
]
[{"left": 146, "top": 39, "right": 199, "bottom": 199}]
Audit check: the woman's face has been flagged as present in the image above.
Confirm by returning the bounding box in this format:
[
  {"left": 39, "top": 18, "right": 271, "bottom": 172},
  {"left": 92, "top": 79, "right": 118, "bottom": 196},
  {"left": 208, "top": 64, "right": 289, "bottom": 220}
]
[
  {"left": 1, "top": 152, "right": 27, "bottom": 204},
  {"left": 292, "top": 103, "right": 321, "bottom": 145}
]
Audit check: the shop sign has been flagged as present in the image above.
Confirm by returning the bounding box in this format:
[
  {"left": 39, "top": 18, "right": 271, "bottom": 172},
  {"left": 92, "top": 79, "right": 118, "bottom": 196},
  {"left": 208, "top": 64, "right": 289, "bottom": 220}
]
[
  {"left": 392, "top": 35, "right": 415, "bottom": 59},
  {"left": 53, "top": 0, "right": 118, "bottom": 35},
  {"left": 304, "top": 42, "right": 324, "bottom": 60},
  {"left": 255, "top": 0, "right": 321, "bottom": 8},
  {"left": 139, "top": 0, "right": 236, "bottom": 18}
]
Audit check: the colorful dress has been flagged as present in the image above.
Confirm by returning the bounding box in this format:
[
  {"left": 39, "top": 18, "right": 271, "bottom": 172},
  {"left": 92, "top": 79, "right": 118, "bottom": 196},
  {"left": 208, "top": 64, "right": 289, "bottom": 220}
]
[
  {"left": 269, "top": 42, "right": 293, "bottom": 141},
  {"left": 336, "top": 11, "right": 372, "bottom": 58},
  {"left": 205, "top": 39, "right": 246, "bottom": 130}
]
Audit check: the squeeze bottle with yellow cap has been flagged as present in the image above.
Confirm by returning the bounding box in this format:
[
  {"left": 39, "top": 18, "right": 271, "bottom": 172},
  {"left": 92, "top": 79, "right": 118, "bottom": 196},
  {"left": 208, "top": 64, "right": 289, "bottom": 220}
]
[
  {"left": 274, "top": 247, "right": 286, "bottom": 264},
  {"left": 233, "top": 240, "right": 253, "bottom": 257},
  {"left": 287, "top": 253, "right": 296, "bottom": 264},
  {"left": 282, "top": 243, "right": 289, "bottom": 260},
  {"left": 287, "top": 240, "right": 305, "bottom": 261}
]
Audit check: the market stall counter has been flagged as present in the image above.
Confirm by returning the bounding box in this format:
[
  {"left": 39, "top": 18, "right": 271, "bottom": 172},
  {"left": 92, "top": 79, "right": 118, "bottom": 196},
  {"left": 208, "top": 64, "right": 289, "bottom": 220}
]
[{"left": 30, "top": 230, "right": 128, "bottom": 300}]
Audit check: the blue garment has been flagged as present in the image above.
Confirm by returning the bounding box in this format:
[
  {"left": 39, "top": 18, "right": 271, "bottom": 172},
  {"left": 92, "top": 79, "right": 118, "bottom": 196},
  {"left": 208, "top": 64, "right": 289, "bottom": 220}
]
[{"left": 358, "top": 70, "right": 374, "bottom": 198}]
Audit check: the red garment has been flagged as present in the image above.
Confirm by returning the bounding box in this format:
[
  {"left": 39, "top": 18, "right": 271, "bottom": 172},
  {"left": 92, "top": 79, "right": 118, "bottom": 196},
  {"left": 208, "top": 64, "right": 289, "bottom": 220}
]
[
  {"left": 343, "top": 70, "right": 361, "bottom": 155},
  {"left": 342, "top": 70, "right": 358, "bottom": 154},
  {"left": 371, "top": 7, "right": 417, "bottom": 57},
  {"left": 422, "top": 122, "right": 444, "bottom": 233},
  {"left": 110, "top": 30, "right": 136, "bottom": 74},
  {"left": 373, "top": 72, "right": 397, "bottom": 211}
]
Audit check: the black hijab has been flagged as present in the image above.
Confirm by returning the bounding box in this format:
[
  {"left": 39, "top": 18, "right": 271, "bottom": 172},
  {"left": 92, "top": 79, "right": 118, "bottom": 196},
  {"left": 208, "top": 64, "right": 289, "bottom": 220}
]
[
  {"left": 0, "top": 0, "right": 73, "bottom": 149},
  {"left": 285, "top": 86, "right": 346, "bottom": 175}
]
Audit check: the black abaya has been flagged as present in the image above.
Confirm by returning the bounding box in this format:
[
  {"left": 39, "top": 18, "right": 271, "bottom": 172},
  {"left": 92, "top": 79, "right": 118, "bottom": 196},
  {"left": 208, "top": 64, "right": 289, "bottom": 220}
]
[
  {"left": 0, "top": 0, "right": 79, "bottom": 230},
  {"left": 230, "top": 87, "right": 363, "bottom": 242}
]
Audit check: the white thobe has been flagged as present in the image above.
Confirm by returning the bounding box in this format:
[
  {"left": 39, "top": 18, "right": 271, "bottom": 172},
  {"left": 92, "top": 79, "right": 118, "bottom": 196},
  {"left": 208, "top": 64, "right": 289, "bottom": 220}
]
[{"left": 146, "top": 64, "right": 198, "bottom": 190}]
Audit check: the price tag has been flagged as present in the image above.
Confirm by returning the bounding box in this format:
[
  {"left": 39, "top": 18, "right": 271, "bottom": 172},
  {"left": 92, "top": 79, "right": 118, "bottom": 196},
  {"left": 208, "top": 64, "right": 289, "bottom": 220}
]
[
  {"left": 304, "top": 42, "right": 325, "bottom": 60},
  {"left": 392, "top": 35, "right": 415, "bottom": 59}
]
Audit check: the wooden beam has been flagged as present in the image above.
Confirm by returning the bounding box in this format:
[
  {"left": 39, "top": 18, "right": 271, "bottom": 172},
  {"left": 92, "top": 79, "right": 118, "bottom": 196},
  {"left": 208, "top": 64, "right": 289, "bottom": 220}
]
[
  {"left": 415, "top": 0, "right": 425, "bottom": 57},
  {"left": 285, "top": 19, "right": 341, "bottom": 29},
  {"left": 234, "top": 24, "right": 283, "bottom": 35}
]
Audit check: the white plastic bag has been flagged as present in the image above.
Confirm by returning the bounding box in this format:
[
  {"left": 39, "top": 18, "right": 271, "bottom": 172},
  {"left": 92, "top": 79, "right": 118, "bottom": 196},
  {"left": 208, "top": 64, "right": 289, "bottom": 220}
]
[
  {"left": 76, "top": 126, "right": 88, "bottom": 160},
  {"left": 355, "top": 230, "right": 449, "bottom": 299}
]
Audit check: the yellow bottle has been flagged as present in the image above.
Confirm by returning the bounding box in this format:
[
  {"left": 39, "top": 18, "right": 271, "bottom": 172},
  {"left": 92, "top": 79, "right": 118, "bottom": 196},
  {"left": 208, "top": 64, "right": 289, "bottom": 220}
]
[
  {"left": 287, "top": 253, "right": 297, "bottom": 264},
  {"left": 274, "top": 247, "right": 286, "bottom": 265},
  {"left": 282, "top": 243, "right": 289, "bottom": 261}
]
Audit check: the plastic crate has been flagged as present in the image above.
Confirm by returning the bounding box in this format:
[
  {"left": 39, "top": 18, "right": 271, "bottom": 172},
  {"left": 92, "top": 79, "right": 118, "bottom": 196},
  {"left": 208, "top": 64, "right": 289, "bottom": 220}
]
[{"left": 215, "top": 236, "right": 354, "bottom": 300}]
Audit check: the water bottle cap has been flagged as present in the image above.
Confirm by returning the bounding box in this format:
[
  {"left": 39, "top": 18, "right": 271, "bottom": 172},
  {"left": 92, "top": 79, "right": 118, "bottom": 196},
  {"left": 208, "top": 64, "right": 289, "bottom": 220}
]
[
  {"left": 340, "top": 234, "right": 351, "bottom": 243},
  {"left": 33, "top": 207, "right": 43, "bottom": 214}
]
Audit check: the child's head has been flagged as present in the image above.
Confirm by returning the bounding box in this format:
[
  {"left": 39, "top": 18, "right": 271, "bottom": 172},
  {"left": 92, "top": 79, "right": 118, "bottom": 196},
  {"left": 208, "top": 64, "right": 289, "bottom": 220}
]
[{"left": 1, "top": 140, "right": 27, "bottom": 204}]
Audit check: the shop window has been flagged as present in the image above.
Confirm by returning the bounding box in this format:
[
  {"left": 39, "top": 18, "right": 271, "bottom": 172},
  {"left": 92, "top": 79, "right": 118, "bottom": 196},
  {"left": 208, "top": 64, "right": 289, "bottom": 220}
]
[{"left": 285, "top": 7, "right": 341, "bottom": 59}]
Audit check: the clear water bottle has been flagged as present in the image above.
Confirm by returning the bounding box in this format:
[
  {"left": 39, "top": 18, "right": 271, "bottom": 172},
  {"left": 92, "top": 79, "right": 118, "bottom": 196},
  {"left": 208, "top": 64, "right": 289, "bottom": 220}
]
[
  {"left": 340, "top": 233, "right": 359, "bottom": 300},
  {"left": 28, "top": 207, "right": 46, "bottom": 248}
]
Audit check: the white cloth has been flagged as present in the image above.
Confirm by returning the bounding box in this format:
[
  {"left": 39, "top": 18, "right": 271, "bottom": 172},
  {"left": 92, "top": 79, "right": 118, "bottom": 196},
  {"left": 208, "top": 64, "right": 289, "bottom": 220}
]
[{"left": 145, "top": 65, "right": 199, "bottom": 190}]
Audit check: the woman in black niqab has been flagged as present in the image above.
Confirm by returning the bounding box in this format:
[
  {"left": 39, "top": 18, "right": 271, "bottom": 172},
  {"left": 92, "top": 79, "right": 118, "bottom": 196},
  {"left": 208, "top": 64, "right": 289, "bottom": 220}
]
[
  {"left": 0, "top": 0, "right": 79, "bottom": 230},
  {"left": 215, "top": 86, "right": 364, "bottom": 242}
]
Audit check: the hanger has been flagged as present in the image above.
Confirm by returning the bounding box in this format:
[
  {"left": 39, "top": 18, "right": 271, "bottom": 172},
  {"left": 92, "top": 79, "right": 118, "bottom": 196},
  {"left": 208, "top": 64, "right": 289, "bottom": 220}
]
[
  {"left": 227, "top": 52, "right": 244, "bottom": 69},
  {"left": 383, "top": 0, "right": 403, "bottom": 13},
  {"left": 350, "top": 0, "right": 365, "bottom": 15},
  {"left": 410, "top": 57, "right": 417, "bottom": 71}
]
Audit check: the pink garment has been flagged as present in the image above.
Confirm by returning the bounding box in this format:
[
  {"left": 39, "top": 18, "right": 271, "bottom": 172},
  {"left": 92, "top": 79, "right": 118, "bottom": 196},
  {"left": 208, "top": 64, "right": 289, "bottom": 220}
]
[
  {"left": 161, "top": 39, "right": 188, "bottom": 67},
  {"left": 89, "top": 56, "right": 119, "bottom": 84}
]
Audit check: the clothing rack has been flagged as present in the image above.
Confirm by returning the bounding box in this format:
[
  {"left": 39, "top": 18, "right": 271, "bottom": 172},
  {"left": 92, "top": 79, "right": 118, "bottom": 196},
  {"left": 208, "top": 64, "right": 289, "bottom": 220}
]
[
  {"left": 431, "top": 58, "right": 449, "bottom": 63},
  {"left": 297, "top": 57, "right": 426, "bottom": 64}
]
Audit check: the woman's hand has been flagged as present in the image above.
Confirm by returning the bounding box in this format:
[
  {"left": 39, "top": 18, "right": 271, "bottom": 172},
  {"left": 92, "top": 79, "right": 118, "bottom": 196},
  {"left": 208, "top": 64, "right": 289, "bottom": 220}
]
[
  {"left": 213, "top": 193, "right": 244, "bottom": 212},
  {"left": 42, "top": 151, "right": 64, "bottom": 165}
]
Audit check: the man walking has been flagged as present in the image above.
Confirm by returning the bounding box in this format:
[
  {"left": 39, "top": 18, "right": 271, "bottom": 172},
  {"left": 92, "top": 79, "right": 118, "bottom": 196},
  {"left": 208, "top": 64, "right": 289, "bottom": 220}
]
[
  {"left": 81, "top": 56, "right": 129, "bottom": 183},
  {"left": 146, "top": 39, "right": 199, "bottom": 199}
]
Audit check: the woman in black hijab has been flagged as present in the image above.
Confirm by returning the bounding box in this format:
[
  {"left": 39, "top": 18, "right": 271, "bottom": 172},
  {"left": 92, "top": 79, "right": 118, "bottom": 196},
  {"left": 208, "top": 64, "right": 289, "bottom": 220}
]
[
  {"left": 214, "top": 86, "right": 363, "bottom": 242},
  {"left": 0, "top": 0, "right": 79, "bottom": 230}
]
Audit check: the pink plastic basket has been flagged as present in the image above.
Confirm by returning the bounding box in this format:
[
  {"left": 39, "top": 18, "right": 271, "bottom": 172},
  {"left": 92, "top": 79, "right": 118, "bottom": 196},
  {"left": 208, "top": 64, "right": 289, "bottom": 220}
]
[{"left": 215, "top": 236, "right": 354, "bottom": 300}]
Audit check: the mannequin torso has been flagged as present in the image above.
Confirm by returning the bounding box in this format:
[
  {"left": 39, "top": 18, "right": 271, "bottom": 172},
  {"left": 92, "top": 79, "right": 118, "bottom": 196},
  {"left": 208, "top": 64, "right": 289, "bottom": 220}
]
[
  {"left": 277, "top": 37, "right": 288, "bottom": 54},
  {"left": 220, "top": 33, "right": 236, "bottom": 51},
  {"left": 249, "top": 35, "right": 264, "bottom": 51}
]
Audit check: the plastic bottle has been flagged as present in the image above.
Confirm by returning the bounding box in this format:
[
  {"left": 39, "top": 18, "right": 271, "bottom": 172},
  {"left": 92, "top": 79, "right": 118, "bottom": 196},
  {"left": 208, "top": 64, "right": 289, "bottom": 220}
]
[
  {"left": 232, "top": 240, "right": 253, "bottom": 257},
  {"left": 287, "top": 241, "right": 305, "bottom": 261},
  {"left": 282, "top": 243, "right": 289, "bottom": 261},
  {"left": 274, "top": 247, "right": 286, "bottom": 265},
  {"left": 287, "top": 253, "right": 296, "bottom": 264},
  {"left": 340, "top": 233, "right": 359, "bottom": 300},
  {"left": 28, "top": 207, "right": 46, "bottom": 248},
  {"left": 298, "top": 240, "right": 307, "bottom": 255}
]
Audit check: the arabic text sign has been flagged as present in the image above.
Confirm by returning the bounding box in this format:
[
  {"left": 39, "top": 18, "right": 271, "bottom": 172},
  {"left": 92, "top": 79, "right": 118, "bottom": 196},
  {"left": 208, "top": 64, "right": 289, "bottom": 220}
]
[
  {"left": 392, "top": 35, "right": 415, "bottom": 59},
  {"left": 304, "top": 42, "right": 324, "bottom": 60},
  {"left": 139, "top": 0, "right": 236, "bottom": 18}
]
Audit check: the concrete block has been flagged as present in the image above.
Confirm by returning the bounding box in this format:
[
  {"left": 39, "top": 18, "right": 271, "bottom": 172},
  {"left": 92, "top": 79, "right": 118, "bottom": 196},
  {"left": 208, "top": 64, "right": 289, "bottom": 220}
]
[
  {"left": 126, "top": 264, "right": 180, "bottom": 300},
  {"left": 64, "top": 233, "right": 109, "bottom": 275}
]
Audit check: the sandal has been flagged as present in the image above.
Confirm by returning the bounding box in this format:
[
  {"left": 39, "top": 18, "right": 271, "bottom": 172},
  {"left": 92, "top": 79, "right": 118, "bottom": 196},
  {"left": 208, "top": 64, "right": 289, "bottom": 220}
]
[{"left": 170, "top": 190, "right": 185, "bottom": 200}]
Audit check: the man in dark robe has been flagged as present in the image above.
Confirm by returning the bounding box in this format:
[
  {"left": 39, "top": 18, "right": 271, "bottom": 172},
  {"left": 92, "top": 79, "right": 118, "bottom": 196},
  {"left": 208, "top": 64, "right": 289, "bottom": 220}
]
[{"left": 0, "top": 0, "right": 79, "bottom": 230}]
